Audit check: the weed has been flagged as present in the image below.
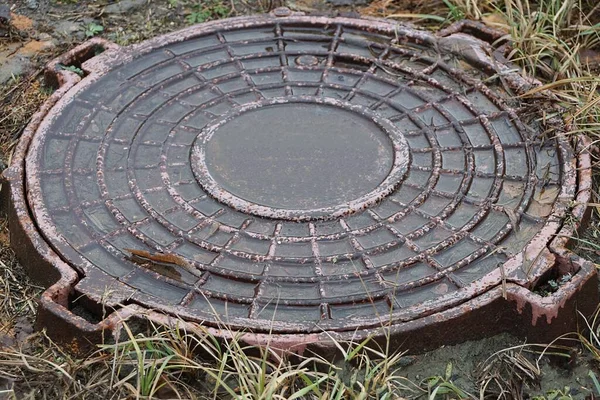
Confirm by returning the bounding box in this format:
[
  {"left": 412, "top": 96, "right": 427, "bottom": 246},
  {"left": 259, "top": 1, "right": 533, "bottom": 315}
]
[
  {"left": 58, "top": 64, "right": 84, "bottom": 76},
  {"left": 589, "top": 370, "right": 600, "bottom": 395},
  {"left": 499, "top": 0, "right": 596, "bottom": 80},
  {"left": 84, "top": 22, "right": 104, "bottom": 38},
  {"left": 314, "top": 334, "right": 421, "bottom": 398},
  {"left": 422, "top": 362, "right": 474, "bottom": 399},
  {"left": 186, "top": 0, "right": 230, "bottom": 24},
  {"left": 534, "top": 272, "right": 573, "bottom": 296},
  {"left": 442, "top": 0, "right": 466, "bottom": 22},
  {"left": 444, "top": 0, "right": 490, "bottom": 19},
  {"left": 532, "top": 386, "right": 577, "bottom": 399}
]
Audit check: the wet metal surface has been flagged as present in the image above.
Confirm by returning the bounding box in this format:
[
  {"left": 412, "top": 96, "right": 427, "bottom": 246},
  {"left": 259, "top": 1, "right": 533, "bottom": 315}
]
[
  {"left": 202, "top": 102, "right": 395, "bottom": 212},
  {"left": 3, "top": 14, "right": 596, "bottom": 352},
  {"left": 192, "top": 97, "right": 409, "bottom": 220}
]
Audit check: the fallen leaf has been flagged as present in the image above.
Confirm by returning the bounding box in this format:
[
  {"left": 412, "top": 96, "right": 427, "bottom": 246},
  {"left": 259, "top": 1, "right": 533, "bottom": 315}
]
[
  {"left": 528, "top": 186, "right": 559, "bottom": 217},
  {"left": 505, "top": 208, "right": 520, "bottom": 232},
  {"left": 0, "top": 333, "right": 15, "bottom": 349},
  {"left": 14, "top": 316, "right": 34, "bottom": 344},
  {"left": 579, "top": 48, "right": 600, "bottom": 70},
  {"left": 482, "top": 13, "right": 509, "bottom": 32}
]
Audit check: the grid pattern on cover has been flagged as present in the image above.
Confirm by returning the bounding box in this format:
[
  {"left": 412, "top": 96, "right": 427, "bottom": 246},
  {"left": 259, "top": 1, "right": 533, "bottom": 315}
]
[{"left": 29, "top": 21, "right": 566, "bottom": 332}]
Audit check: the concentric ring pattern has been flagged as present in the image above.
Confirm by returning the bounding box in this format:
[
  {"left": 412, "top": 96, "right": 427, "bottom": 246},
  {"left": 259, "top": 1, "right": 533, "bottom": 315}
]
[{"left": 27, "top": 18, "right": 569, "bottom": 333}]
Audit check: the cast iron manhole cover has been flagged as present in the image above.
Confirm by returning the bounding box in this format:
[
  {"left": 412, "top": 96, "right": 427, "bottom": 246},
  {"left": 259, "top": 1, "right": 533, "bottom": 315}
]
[{"left": 3, "top": 12, "right": 596, "bottom": 352}]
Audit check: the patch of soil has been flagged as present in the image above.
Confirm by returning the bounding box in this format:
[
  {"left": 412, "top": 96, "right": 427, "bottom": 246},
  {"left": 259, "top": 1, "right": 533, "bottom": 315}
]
[{"left": 395, "top": 333, "right": 600, "bottom": 398}]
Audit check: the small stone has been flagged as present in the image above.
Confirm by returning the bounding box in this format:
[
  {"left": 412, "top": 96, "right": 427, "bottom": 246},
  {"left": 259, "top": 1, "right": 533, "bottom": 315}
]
[
  {"left": 0, "top": 39, "right": 55, "bottom": 85},
  {"left": 104, "top": 0, "right": 147, "bottom": 15},
  {"left": 26, "top": 0, "right": 38, "bottom": 10},
  {"left": 37, "top": 32, "right": 53, "bottom": 41},
  {"left": 0, "top": 4, "right": 10, "bottom": 27},
  {"left": 0, "top": 55, "right": 31, "bottom": 85},
  {"left": 272, "top": 7, "right": 292, "bottom": 17},
  {"left": 397, "top": 355, "right": 417, "bottom": 367},
  {"left": 54, "top": 20, "right": 85, "bottom": 40}
]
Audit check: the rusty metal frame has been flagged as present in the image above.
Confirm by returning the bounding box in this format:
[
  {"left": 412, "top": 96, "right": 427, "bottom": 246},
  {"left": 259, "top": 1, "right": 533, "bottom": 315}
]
[{"left": 1, "top": 12, "right": 596, "bottom": 355}]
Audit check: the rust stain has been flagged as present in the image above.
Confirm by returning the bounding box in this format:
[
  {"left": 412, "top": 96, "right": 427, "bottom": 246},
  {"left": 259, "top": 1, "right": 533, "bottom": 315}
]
[
  {"left": 18, "top": 40, "right": 54, "bottom": 56},
  {"left": 9, "top": 13, "right": 33, "bottom": 31}
]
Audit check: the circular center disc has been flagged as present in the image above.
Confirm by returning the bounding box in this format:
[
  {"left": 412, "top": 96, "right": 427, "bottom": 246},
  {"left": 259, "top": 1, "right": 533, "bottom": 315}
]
[
  {"left": 191, "top": 98, "right": 411, "bottom": 221},
  {"left": 207, "top": 103, "right": 392, "bottom": 208}
]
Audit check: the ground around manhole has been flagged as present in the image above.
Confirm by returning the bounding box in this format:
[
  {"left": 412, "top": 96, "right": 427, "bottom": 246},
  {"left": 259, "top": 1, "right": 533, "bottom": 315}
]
[{"left": 1, "top": 0, "right": 600, "bottom": 398}]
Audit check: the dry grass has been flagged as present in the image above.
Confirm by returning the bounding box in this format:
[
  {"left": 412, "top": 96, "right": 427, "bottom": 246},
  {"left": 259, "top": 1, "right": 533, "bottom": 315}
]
[
  {"left": 0, "top": 78, "right": 50, "bottom": 161},
  {"left": 0, "top": 318, "right": 425, "bottom": 399}
]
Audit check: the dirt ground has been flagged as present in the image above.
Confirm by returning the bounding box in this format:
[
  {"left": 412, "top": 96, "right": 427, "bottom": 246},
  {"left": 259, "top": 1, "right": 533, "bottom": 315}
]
[{"left": 1, "top": 0, "right": 600, "bottom": 398}]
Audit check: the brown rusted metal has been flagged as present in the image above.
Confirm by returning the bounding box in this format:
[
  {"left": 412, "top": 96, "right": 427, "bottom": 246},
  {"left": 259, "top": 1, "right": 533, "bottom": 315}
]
[{"left": 2, "top": 11, "right": 596, "bottom": 355}]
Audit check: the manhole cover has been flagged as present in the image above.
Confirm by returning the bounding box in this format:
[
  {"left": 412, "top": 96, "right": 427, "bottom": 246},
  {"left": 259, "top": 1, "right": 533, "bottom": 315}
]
[{"left": 3, "top": 12, "right": 596, "bottom": 353}]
